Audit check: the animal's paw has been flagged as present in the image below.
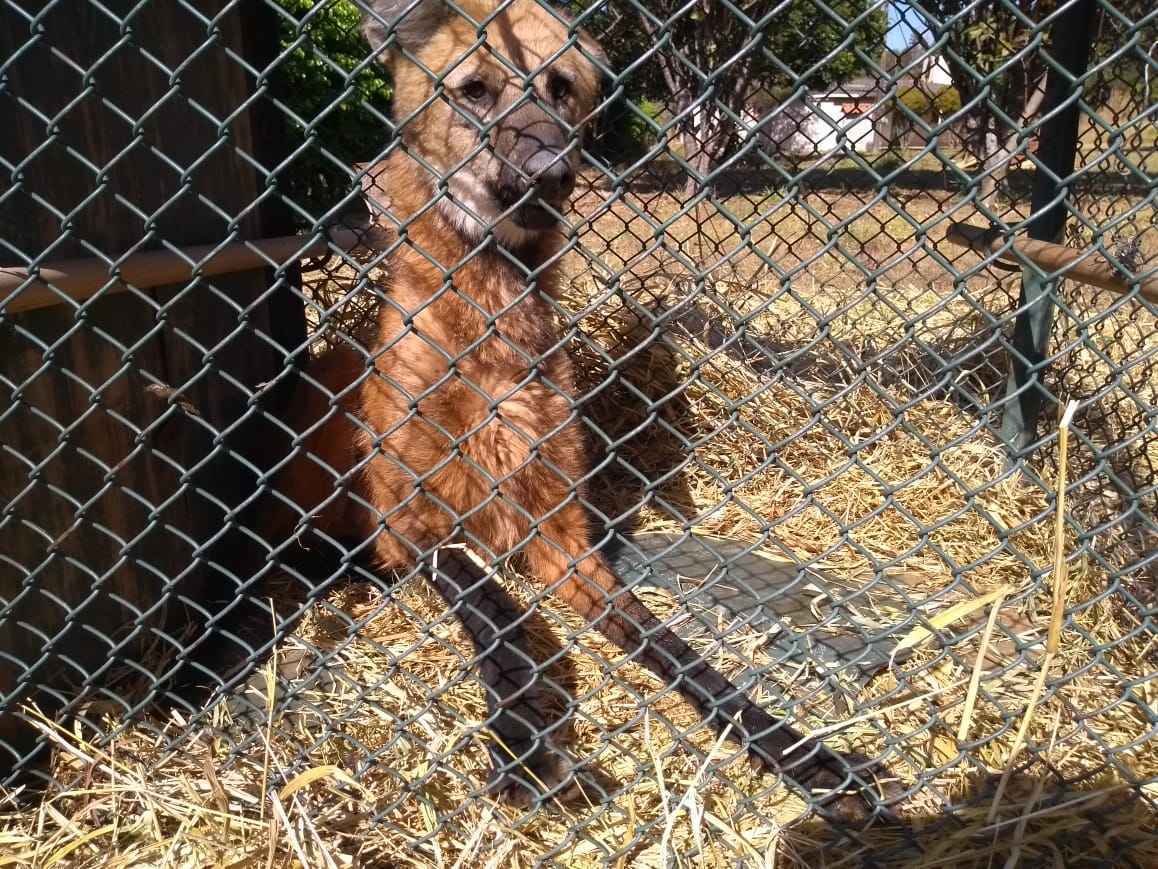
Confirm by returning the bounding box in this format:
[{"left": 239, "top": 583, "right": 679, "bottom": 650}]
[
  {"left": 782, "top": 747, "right": 902, "bottom": 826},
  {"left": 743, "top": 717, "right": 899, "bottom": 826},
  {"left": 486, "top": 741, "right": 584, "bottom": 809}
]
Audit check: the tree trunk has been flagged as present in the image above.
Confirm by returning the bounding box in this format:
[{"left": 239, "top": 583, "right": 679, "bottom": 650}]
[
  {"left": 680, "top": 103, "right": 735, "bottom": 265},
  {"left": 681, "top": 103, "right": 708, "bottom": 198},
  {"left": 979, "top": 75, "right": 1047, "bottom": 206},
  {"left": 979, "top": 126, "right": 1002, "bottom": 204}
]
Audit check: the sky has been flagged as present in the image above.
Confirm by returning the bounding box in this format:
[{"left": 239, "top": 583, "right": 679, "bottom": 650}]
[{"left": 886, "top": 1, "right": 933, "bottom": 52}]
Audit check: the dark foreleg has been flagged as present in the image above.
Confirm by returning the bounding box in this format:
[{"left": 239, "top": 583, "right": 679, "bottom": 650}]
[{"left": 424, "top": 548, "right": 576, "bottom": 807}]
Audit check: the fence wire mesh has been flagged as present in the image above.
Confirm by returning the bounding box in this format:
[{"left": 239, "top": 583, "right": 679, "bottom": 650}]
[{"left": 1, "top": 0, "right": 1156, "bottom": 865}]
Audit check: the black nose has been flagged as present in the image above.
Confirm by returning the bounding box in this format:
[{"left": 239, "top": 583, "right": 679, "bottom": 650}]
[{"left": 523, "top": 150, "right": 575, "bottom": 204}]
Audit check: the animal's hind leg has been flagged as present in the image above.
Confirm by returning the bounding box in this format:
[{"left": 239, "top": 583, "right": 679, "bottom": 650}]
[{"left": 424, "top": 548, "right": 577, "bottom": 807}]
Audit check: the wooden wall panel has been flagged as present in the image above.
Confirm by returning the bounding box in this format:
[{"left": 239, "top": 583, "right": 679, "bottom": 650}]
[{"left": 0, "top": 0, "right": 304, "bottom": 775}]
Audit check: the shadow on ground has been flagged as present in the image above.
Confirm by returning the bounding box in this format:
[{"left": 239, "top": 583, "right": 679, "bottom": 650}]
[{"left": 780, "top": 769, "right": 1156, "bottom": 868}]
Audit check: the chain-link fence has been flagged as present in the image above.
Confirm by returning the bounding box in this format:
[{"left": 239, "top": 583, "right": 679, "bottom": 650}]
[{"left": 1, "top": 0, "right": 1155, "bottom": 865}]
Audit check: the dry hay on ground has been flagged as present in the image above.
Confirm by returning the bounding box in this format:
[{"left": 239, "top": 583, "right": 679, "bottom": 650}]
[
  {"left": 2, "top": 191, "right": 1155, "bottom": 868},
  {"left": 3, "top": 523, "right": 1154, "bottom": 867}
]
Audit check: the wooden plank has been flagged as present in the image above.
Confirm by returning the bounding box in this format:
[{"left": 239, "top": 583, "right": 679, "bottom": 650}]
[
  {"left": 946, "top": 222, "right": 1158, "bottom": 302},
  {"left": 0, "top": 229, "right": 370, "bottom": 313}
]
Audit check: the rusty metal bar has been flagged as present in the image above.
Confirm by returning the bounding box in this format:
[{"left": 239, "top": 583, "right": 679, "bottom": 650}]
[
  {"left": 1, "top": 228, "right": 372, "bottom": 314},
  {"left": 946, "top": 222, "right": 1158, "bottom": 303}
]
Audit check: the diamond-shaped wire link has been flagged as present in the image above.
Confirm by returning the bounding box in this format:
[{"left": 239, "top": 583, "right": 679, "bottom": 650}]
[{"left": 0, "top": 0, "right": 1155, "bottom": 864}]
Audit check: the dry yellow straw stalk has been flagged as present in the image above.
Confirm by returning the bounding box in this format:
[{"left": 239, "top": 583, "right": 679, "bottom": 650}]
[
  {"left": 986, "top": 399, "right": 1079, "bottom": 823},
  {"left": 956, "top": 588, "right": 1008, "bottom": 744},
  {"left": 1046, "top": 401, "right": 1080, "bottom": 656}
]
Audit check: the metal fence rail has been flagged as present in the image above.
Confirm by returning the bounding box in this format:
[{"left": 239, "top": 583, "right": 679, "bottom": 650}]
[{"left": 1, "top": 0, "right": 1155, "bottom": 865}]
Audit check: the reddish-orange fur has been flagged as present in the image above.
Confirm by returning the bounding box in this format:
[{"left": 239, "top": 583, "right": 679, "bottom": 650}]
[
  {"left": 257, "top": 0, "right": 890, "bottom": 819},
  {"left": 269, "top": 166, "right": 638, "bottom": 642},
  {"left": 268, "top": 0, "right": 631, "bottom": 639}
]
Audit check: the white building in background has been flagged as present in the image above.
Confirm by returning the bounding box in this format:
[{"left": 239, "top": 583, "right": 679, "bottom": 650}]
[
  {"left": 745, "top": 78, "right": 884, "bottom": 155},
  {"left": 913, "top": 52, "right": 953, "bottom": 87},
  {"left": 806, "top": 78, "right": 883, "bottom": 153},
  {"left": 742, "top": 47, "right": 955, "bottom": 156}
]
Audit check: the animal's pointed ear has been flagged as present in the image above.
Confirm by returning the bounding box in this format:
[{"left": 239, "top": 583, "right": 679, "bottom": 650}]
[{"left": 361, "top": 0, "right": 449, "bottom": 55}]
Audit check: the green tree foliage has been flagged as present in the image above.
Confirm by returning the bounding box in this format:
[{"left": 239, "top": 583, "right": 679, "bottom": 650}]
[
  {"left": 897, "top": 84, "right": 961, "bottom": 120},
  {"left": 274, "top": 0, "right": 393, "bottom": 224},
  {"left": 909, "top": 1, "right": 1062, "bottom": 202},
  {"left": 933, "top": 85, "right": 963, "bottom": 117},
  {"left": 898, "top": 85, "right": 931, "bottom": 117}
]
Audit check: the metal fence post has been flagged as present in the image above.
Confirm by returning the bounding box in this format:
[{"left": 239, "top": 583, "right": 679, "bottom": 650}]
[{"left": 999, "top": 0, "right": 1098, "bottom": 455}]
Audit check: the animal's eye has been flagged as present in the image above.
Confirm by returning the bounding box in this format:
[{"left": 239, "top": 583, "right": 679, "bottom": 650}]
[
  {"left": 549, "top": 74, "right": 572, "bottom": 102},
  {"left": 460, "top": 78, "right": 488, "bottom": 102}
]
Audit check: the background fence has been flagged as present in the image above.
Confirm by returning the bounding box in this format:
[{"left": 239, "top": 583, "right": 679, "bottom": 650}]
[{"left": 1, "top": 0, "right": 1155, "bottom": 866}]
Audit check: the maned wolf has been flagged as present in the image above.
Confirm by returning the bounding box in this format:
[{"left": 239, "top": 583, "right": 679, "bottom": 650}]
[{"left": 256, "top": 0, "right": 891, "bottom": 819}]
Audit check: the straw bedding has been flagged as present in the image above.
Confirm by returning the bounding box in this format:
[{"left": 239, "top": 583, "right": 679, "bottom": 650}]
[{"left": 2, "top": 191, "right": 1155, "bottom": 868}]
